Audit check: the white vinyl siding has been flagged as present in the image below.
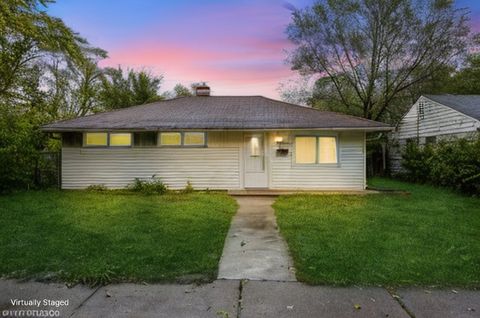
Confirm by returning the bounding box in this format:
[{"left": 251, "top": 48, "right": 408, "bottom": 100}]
[
  {"left": 396, "top": 97, "right": 480, "bottom": 140},
  {"left": 269, "top": 131, "right": 365, "bottom": 190},
  {"left": 390, "top": 96, "right": 480, "bottom": 173},
  {"left": 62, "top": 147, "right": 240, "bottom": 189},
  {"left": 61, "top": 130, "right": 366, "bottom": 190}
]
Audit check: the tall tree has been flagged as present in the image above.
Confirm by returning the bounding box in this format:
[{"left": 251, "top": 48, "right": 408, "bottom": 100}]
[
  {"left": 173, "top": 83, "right": 193, "bottom": 97},
  {"left": 287, "top": 0, "right": 470, "bottom": 122},
  {"left": 442, "top": 53, "right": 480, "bottom": 94},
  {"left": 45, "top": 56, "right": 104, "bottom": 118},
  {"left": 0, "top": 0, "right": 91, "bottom": 101},
  {"left": 99, "top": 67, "right": 163, "bottom": 109},
  {"left": 0, "top": 0, "right": 106, "bottom": 190}
]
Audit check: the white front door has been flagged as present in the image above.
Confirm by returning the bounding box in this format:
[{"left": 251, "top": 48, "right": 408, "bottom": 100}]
[{"left": 244, "top": 133, "right": 268, "bottom": 188}]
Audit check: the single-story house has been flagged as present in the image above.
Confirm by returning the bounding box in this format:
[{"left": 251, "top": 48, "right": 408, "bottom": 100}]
[
  {"left": 42, "top": 86, "right": 391, "bottom": 190},
  {"left": 390, "top": 94, "right": 480, "bottom": 173}
]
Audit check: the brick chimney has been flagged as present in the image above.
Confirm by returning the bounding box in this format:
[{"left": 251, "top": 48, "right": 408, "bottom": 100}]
[{"left": 194, "top": 84, "right": 210, "bottom": 96}]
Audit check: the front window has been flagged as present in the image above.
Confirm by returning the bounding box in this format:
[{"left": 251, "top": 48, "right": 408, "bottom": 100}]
[
  {"left": 318, "top": 137, "right": 337, "bottom": 163},
  {"left": 295, "top": 137, "right": 316, "bottom": 163},
  {"left": 295, "top": 136, "right": 338, "bottom": 164},
  {"left": 159, "top": 132, "right": 206, "bottom": 147},
  {"left": 85, "top": 132, "right": 108, "bottom": 146},
  {"left": 184, "top": 132, "right": 205, "bottom": 146},
  {"left": 160, "top": 132, "right": 181, "bottom": 146},
  {"left": 134, "top": 132, "right": 157, "bottom": 147},
  {"left": 109, "top": 133, "right": 132, "bottom": 146}
]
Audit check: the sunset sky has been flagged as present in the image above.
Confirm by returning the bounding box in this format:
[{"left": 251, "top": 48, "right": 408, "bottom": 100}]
[{"left": 49, "top": 0, "right": 480, "bottom": 98}]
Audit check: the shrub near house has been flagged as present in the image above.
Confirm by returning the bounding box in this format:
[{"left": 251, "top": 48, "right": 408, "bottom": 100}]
[{"left": 400, "top": 137, "right": 480, "bottom": 194}]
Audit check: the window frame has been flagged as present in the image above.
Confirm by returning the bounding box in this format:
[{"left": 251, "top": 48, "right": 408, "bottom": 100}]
[
  {"left": 62, "top": 132, "right": 83, "bottom": 148},
  {"left": 83, "top": 132, "right": 109, "bottom": 147},
  {"left": 159, "top": 132, "right": 183, "bottom": 147},
  {"left": 418, "top": 101, "right": 425, "bottom": 120},
  {"left": 83, "top": 132, "right": 133, "bottom": 148},
  {"left": 293, "top": 134, "right": 339, "bottom": 166},
  {"left": 158, "top": 131, "right": 207, "bottom": 148},
  {"left": 293, "top": 136, "right": 317, "bottom": 164},
  {"left": 109, "top": 132, "right": 133, "bottom": 147},
  {"left": 183, "top": 132, "right": 207, "bottom": 147},
  {"left": 133, "top": 132, "right": 158, "bottom": 147}
]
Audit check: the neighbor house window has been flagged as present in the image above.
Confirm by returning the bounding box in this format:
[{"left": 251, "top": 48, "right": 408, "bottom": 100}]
[
  {"left": 295, "top": 136, "right": 338, "bottom": 164},
  {"left": 109, "top": 133, "right": 132, "bottom": 147},
  {"left": 184, "top": 132, "right": 206, "bottom": 146},
  {"left": 418, "top": 101, "right": 425, "bottom": 120},
  {"left": 160, "top": 132, "right": 181, "bottom": 146},
  {"left": 85, "top": 132, "right": 108, "bottom": 146}
]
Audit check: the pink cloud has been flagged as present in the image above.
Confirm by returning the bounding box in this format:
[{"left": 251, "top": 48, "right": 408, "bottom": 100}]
[{"left": 97, "top": 0, "right": 297, "bottom": 98}]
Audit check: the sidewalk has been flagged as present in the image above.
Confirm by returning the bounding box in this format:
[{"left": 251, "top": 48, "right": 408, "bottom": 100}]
[
  {"left": 1, "top": 279, "right": 478, "bottom": 318},
  {"left": 217, "top": 196, "right": 295, "bottom": 281}
]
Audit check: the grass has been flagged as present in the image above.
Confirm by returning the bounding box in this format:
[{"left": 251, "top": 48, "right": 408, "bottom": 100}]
[
  {"left": 273, "top": 178, "right": 480, "bottom": 287},
  {"left": 0, "top": 190, "right": 237, "bottom": 285}
]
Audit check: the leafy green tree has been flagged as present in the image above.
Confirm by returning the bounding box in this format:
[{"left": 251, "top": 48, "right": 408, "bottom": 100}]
[
  {"left": 442, "top": 54, "right": 480, "bottom": 94},
  {"left": 287, "top": 0, "right": 470, "bottom": 123},
  {"left": 99, "top": 67, "right": 163, "bottom": 109},
  {"left": 0, "top": 0, "right": 105, "bottom": 191},
  {"left": 0, "top": 0, "right": 92, "bottom": 100},
  {"left": 45, "top": 56, "right": 105, "bottom": 118},
  {"left": 173, "top": 83, "right": 193, "bottom": 97}
]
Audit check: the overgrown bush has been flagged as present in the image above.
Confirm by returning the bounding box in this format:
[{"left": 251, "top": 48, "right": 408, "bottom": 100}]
[
  {"left": 128, "top": 176, "right": 168, "bottom": 194},
  {"left": 400, "top": 142, "right": 434, "bottom": 183},
  {"left": 399, "top": 137, "right": 480, "bottom": 194},
  {"left": 0, "top": 104, "right": 60, "bottom": 193}
]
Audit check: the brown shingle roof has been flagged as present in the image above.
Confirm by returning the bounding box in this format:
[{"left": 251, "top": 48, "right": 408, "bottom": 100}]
[{"left": 41, "top": 96, "right": 391, "bottom": 131}]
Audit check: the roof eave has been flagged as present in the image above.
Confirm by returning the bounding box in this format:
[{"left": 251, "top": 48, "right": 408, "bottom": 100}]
[{"left": 40, "top": 126, "right": 393, "bottom": 132}]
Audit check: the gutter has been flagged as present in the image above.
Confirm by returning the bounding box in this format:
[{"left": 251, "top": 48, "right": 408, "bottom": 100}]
[{"left": 41, "top": 127, "right": 394, "bottom": 133}]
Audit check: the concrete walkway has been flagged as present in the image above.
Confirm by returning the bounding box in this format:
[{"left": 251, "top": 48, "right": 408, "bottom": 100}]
[
  {"left": 217, "top": 196, "right": 296, "bottom": 281},
  {"left": 1, "top": 279, "right": 479, "bottom": 318}
]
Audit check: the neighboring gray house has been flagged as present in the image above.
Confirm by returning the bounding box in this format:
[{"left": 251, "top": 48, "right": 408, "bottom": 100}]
[
  {"left": 42, "top": 86, "right": 391, "bottom": 190},
  {"left": 390, "top": 94, "right": 480, "bottom": 173}
]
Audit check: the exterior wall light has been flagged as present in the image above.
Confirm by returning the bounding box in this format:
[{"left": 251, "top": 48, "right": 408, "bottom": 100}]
[{"left": 274, "top": 135, "right": 289, "bottom": 157}]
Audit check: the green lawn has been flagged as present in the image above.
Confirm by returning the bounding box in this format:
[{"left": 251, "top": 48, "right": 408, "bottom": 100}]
[
  {"left": 274, "top": 178, "right": 480, "bottom": 287},
  {"left": 0, "top": 190, "right": 237, "bottom": 285}
]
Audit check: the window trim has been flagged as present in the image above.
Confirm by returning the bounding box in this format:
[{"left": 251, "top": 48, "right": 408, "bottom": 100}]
[
  {"left": 83, "top": 132, "right": 109, "bottom": 148},
  {"left": 159, "top": 132, "right": 183, "bottom": 147},
  {"left": 293, "top": 134, "right": 339, "bottom": 166},
  {"left": 158, "top": 131, "right": 207, "bottom": 148},
  {"left": 183, "top": 132, "right": 207, "bottom": 147},
  {"left": 293, "top": 136, "right": 317, "bottom": 164},
  {"left": 133, "top": 132, "right": 158, "bottom": 147},
  {"left": 109, "top": 132, "right": 133, "bottom": 147},
  {"left": 83, "top": 132, "right": 133, "bottom": 148}
]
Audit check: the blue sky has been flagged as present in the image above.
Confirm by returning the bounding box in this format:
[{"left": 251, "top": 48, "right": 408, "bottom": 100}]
[{"left": 48, "top": 0, "right": 480, "bottom": 98}]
